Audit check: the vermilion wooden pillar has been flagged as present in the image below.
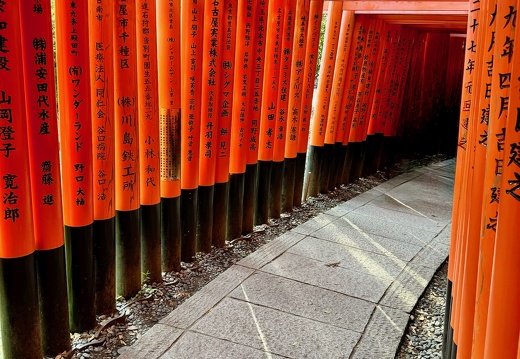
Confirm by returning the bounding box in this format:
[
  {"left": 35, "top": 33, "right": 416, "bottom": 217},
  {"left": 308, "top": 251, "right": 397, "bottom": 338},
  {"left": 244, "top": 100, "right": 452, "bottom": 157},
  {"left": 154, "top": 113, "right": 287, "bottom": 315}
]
[
  {"left": 255, "top": 0, "right": 285, "bottom": 225},
  {"left": 228, "top": 0, "right": 256, "bottom": 239},
  {"left": 243, "top": 0, "right": 268, "bottom": 234},
  {"left": 197, "top": 0, "right": 224, "bottom": 252},
  {"left": 483, "top": 0, "right": 520, "bottom": 356},
  {"left": 157, "top": 0, "right": 182, "bottom": 272},
  {"left": 213, "top": 0, "right": 238, "bottom": 247},
  {"left": 282, "top": 0, "right": 311, "bottom": 212},
  {"left": 0, "top": 2, "right": 42, "bottom": 356},
  {"left": 471, "top": 2, "right": 498, "bottom": 355},
  {"left": 366, "top": 23, "right": 392, "bottom": 172},
  {"left": 338, "top": 18, "right": 368, "bottom": 184},
  {"left": 294, "top": 0, "right": 323, "bottom": 204},
  {"left": 323, "top": 10, "right": 355, "bottom": 191},
  {"left": 271, "top": 0, "right": 297, "bottom": 219},
  {"left": 442, "top": 0, "right": 482, "bottom": 356},
  {"left": 55, "top": 0, "right": 96, "bottom": 331},
  {"left": 306, "top": 1, "right": 342, "bottom": 198},
  {"left": 113, "top": 0, "right": 141, "bottom": 298},
  {"left": 355, "top": 19, "right": 384, "bottom": 178},
  {"left": 180, "top": 0, "right": 204, "bottom": 262},
  {"left": 21, "top": 0, "right": 70, "bottom": 353},
  {"left": 450, "top": 1, "right": 490, "bottom": 357},
  {"left": 88, "top": 0, "right": 116, "bottom": 315},
  {"left": 137, "top": 0, "right": 162, "bottom": 284}
]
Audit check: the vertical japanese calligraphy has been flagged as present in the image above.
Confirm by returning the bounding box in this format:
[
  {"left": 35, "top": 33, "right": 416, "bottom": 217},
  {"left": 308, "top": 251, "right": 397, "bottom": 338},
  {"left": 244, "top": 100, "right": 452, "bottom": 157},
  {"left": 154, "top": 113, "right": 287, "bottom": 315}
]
[
  {"left": 158, "top": 0, "right": 181, "bottom": 199},
  {"left": 0, "top": 6, "right": 42, "bottom": 356},
  {"left": 181, "top": 0, "right": 204, "bottom": 190},
  {"left": 114, "top": 0, "right": 139, "bottom": 211},
  {"left": 22, "top": 0, "right": 64, "bottom": 251},
  {"left": 90, "top": 0, "right": 115, "bottom": 221},
  {"left": 22, "top": 0, "right": 71, "bottom": 353},
  {"left": 56, "top": 0, "right": 94, "bottom": 228},
  {"left": 114, "top": 0, "right": 141, "bottom": 298},
  {"left": 137, "top": 0, "right": 160, "bottom": 206}
]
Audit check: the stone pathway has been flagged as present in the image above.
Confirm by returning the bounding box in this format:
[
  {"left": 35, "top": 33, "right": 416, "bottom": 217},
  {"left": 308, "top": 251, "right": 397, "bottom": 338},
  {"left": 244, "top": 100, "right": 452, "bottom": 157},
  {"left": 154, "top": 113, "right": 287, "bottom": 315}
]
[{"left": 119, "top": 159, "right": 455, "bottom": 359}]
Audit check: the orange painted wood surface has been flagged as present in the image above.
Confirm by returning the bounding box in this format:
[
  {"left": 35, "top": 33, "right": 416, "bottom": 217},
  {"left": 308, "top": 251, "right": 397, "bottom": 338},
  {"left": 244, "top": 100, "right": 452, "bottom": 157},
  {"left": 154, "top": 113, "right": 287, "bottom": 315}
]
[
  {"left": 0, "top": 0, "right": 36, "bottom": 258},
  {"left": 273, "top": 0, "right": 298, "bottom": 162},
  {"left": 21, "top": 0, "right": 64, "bottom": 250},
  {"left": 483, "top": 1, "right": 520, "bottom": 356},
  {"left": 180, "top": 0, "right": 204, "bottom": 190},
  {"left": 215, "top": 0, "right": 238, "bottom": 183},
  {"left": 258, "top": 0, "right": 286, "bottom": 162},
  {"left": 324, "top": 10, "right": 355, "bottom": 145},
  {"left": 309, "top": 1, "right": 343, "bottom": 147},
  {"left": 246, "top": 0, "right": 269, "bottom": 165},
  {"left": 297, "top": 0, "right": 324, "bottom": 153},
  {"left": 157, "top": 0, "right": 182, "bottom": 198},
  {"left": 114, "top": 0, "right": 140, "bottom": 210},
  {"left": 137, "top": 0, "right": 161, "bottom": 205},
  {"left": 56, "top": 0, "right": 95, "bottom": 224},
  {"left": 199, "top": 0, "right": 224, "bottom": 186},
  {"left": 285, "top": 0, "right": 311, "bottom": 159},
  {"left": 230, "top": 0, "right": 256, "bottom": 173},
  {"left": 89, "top": 0, "right": 115, "bottom": 219}
]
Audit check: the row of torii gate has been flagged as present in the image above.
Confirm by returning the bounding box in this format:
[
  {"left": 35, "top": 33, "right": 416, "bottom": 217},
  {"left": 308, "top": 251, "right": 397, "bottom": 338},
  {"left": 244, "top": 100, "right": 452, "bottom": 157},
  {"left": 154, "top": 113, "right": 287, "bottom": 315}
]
[{"left": 2, "top": 0, "right": 516, "bottom": 358}]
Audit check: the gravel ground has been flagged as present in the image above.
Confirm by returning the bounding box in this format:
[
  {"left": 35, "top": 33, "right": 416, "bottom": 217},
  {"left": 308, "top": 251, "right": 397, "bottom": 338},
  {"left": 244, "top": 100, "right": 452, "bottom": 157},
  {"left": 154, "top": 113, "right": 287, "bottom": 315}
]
[
  {"left": 49, "top": 154, "right": 449, "bottom": 359},
  {"left": 395, "top": 260, "right": 449, "bottom": 359}
]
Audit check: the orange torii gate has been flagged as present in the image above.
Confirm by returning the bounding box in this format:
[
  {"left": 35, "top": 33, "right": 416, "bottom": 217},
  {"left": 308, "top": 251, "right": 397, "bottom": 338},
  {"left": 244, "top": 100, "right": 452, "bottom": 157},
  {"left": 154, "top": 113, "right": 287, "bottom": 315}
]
[{"left": 0, "top": 1, "right": 472, "bottom": 357}]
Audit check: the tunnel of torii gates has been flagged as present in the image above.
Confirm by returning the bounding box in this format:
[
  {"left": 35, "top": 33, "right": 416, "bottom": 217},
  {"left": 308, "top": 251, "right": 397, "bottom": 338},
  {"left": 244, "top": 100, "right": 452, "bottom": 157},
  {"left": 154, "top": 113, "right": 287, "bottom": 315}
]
[{"left": 1, "top": 0, "right": 519, "bottom": 357}]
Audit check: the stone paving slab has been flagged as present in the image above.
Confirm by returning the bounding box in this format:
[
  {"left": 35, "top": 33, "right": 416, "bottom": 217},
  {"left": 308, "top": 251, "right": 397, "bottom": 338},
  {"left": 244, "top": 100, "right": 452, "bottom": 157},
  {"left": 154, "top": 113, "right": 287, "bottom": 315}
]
[
  {"left": 351, "top": 202, "right": 446, "bottom": 233},
  {"left": 160, "top": 265, "right": 255, "bottom": 329},
  {"left": 287, "top": 235, "right": 407, "bottom": 279},
  {"left": 237, "top": 231, "right": 306, "bottom": 270},
  {"left": 118, "top": 324, "right": 183, "bottom": 359},
  {"left": 118, "top": 161, "right": 455, "bottom": 359},
  {"left": 338, "top": 212, "right": 439, "bottom": 243},
  {"left": 290, "top": 213, "right": 337, "bottom": 235},
  {"left": 261, "top": 252, "right": 392, "bottom": 303},
  {"left": 311, "top": 220, "right": 430, "bottom": 259},
  {"left": 191, "top": 297, "right": 361, "bottom": 359},
  {"left": 351, "top": 305, "right": 411, "bottom": 359},
  {"left": 229, "top": 271, "right": 374, "bottom": 332},
  {"left": 159, "top": 331, "right": 288, "bottom": 359},
  {"left": 380, "top": 261, "right": 438, "bottom": 313}
]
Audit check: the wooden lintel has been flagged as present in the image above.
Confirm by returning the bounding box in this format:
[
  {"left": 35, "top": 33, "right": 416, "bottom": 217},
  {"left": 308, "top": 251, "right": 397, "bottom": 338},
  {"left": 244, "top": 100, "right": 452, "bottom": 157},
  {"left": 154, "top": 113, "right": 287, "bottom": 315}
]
[{"left": 324, "top": 1, "right": 469, "bottom": 14}]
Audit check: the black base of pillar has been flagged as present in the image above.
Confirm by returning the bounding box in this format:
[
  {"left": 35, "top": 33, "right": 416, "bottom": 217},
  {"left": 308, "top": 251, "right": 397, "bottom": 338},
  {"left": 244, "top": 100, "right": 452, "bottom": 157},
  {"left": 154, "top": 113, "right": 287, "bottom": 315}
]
[
  {"left": 270, "top": 161, "right": 284, "bottom": 218},
  {"left": 255, "top": 160, "right": 272, "bottom": 225},
  {"left": 65, "top": 224, "right": 96, "bottom": 332},
  {"left": 228, "top": 173, "right": 245, "bottom": 241},
  {"left": 331, "top": 143, "right": 347, "bottom": 189},
  {"left": 383, "top": 136, "right": 396, "bottom": 169},
  {"left": 352, "top": 141, "right": 366, "bottom": 180},
  {"left": 141, "top": 204, "right": 162, "bottom": 284},
  {"left": 442, "top": 280, "right": 454, "bottom": 359},
  {"left": 116, "top": 209, "right": 141, "bottom": 299},
  {"left": 242, "top": 164, "right": 257, "bottom": 235},
  {"left": 213, "top": 182, "right": 229, "bottom": 248},
  {"left": 342, "top": 144, "right": 354, "bottom": 184},
  {"left": 319, "top": 144, "right": 334, "bottom": 193},
  {"left": 181, "top": 189, "right": 198, "bottom": 263},
  {"left": 362, "top": 135, "right": 377, "bottom": 177},
  {"left": 0, "top": 253, "right": 42, "bottom": 358},
  {"left": 293, "top": 153, "right": 306, "bottom": 207},
  {"left": 161, "top": 196, "right": 181, "bottom": 273},
  {"left": 306, "top": 145, "right": 324, "bottom": 198},
  {"left": 197, "top": 185, "right": 214, "bottom": 253},
  {"left": 36, "top": 246, "right": 71, "bottom": 355},
  {"left": 94, "top": 217, "right": 115, "bottom": 315},
  {"left": 282, "top": 157, "right": 296, "bottom": 212}
]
